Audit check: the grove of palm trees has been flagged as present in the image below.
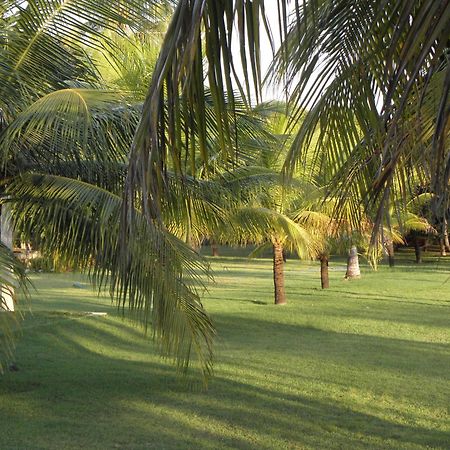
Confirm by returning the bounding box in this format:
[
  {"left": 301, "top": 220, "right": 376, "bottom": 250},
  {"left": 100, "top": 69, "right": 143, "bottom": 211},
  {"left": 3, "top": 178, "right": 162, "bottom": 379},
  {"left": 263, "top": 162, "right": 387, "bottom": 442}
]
[{"left": 0, "top": 1, "right": 448, "bottom": 449}]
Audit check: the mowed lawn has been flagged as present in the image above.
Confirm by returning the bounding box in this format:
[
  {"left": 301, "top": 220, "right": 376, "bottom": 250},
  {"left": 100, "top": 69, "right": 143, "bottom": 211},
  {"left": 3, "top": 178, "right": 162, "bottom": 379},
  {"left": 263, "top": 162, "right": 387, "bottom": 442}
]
[{"left": 0, "top": 250, "right": 449, "bottom": 449}]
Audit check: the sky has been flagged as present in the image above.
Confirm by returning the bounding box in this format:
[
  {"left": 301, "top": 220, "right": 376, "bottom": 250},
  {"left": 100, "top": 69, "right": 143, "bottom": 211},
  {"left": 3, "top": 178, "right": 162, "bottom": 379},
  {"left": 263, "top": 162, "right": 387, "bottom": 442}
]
[{"left": 230, "top": 2, "right": 288, "bottom": 103}]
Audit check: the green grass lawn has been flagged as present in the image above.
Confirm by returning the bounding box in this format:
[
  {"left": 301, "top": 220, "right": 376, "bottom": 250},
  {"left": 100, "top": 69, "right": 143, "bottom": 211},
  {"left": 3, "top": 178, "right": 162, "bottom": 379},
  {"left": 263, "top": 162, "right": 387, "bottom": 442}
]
[{"left": 0, "top": 249, "right": 449, "bottom": 449}]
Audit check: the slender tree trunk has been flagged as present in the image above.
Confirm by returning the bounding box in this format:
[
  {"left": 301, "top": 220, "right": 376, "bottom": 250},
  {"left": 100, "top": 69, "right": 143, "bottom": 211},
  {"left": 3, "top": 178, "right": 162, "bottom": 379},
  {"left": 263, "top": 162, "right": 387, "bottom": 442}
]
[
  {"left": 439, "top": 237, "right": 447, "bottom": 256},
  {"left": 273, "top": 240, "right": 286, "bottom": 305},
  {"left": 211, "top": 241, "right": 219, "bottom": 257},
  {"left": 320, "top": 254, "right": 329, "bottom": 289},
  {"left": 345, "top": 246, "right": 361, "bottom": 279},
  {"left": 444, "top": 219, "right": 450, "bottom": 252},
  {"left": 423, "top": 237, "right": 429, "bottom": 252},
  {"left": 1, "top": 205, "right": 14, "bottom": 311},
  {"left": 386, "top": 239, "right": 395, "bottom": 267},
  {"left": 414, "top": 238, "right": 422, "bottom": 264},
  {"left": 438, "top": 219, "right": 447, "bottom": 256}
]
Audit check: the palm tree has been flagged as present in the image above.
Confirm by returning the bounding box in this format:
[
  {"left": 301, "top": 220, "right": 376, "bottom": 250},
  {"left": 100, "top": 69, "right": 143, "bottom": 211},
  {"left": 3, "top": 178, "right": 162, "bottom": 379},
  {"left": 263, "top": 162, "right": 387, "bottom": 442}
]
[
  {"left": 2, "top": 89, "right": 216, "bottom": 378},
  {"left": 231, "top": 205, "right": 318, "bottom": 305},
  {"left": 214, "top": 163, "right": 318, "bottom": 305},
  {"left": 203, "top": 103, "right": 317, "bottom": 304},
  {"left": 380, "top": 200, "right": 433, "bottom": 267},
  {"left": 125, "top": 1, "right": 448, "bottom": 266},
  {"left": 0, "top": 1, "right": 218, "bottom": 380},
  {"left": 278, "top": 1, "right": 449, "bottom": 248}
]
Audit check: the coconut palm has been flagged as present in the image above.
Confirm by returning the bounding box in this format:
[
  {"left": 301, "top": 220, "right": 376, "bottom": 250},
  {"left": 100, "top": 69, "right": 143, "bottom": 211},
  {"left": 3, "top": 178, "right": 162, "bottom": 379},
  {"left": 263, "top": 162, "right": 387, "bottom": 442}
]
[
  {"left": 125, "top": 1, "right": 448, "bottom": 264},
  {"left": 0, "top": 0, "right": 220, "bottom": 380},
  {"left": 277, "top": 1, "right": 449, "bottom": 247},
  {"left": 2, "top": 86, "right": 219, "bottom": 378},
  {"left": 217, "top": 167, "right": 319, "bottom": 304},
  {"left": 210, "top": 103, "right": 319, "bottom": 304},
  {"left": 380, "top": 202, "right": 433, "bottom": 267},
  {"left": 0, "top": 0, "right": 155, "bottom": 370},
  {"left": 0, "top": 0, "right": 286, "bottom": 376}
]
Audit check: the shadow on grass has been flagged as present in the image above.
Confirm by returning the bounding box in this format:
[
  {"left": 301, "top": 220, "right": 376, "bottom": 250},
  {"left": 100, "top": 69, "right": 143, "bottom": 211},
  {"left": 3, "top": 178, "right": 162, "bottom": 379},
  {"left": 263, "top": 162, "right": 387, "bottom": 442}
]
[
  {"left": 1, "top": 311, "right": 448, "bottom": 449},
  {"left": 213, "top": 314, "right": 449, "bottom": 379}
]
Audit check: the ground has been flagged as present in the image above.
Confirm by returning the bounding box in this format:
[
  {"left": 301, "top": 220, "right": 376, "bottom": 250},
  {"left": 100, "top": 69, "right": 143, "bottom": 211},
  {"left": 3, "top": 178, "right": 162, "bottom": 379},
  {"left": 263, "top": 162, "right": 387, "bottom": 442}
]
[{"left": 0, "top": 249, "right": 449, "bottom": 449}]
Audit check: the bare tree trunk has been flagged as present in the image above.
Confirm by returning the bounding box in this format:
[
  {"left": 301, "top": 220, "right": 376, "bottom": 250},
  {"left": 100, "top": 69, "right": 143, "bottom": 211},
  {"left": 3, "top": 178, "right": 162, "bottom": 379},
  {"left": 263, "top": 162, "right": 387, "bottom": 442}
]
[
  {"left": 1, "top": 205, "right": 14, "bottom": 311},
  {"left": 414, "top": 238, "right": 422, "bottom": 264},
  {"left": 211, "top": 241, "right": 219, "bottom": 257},
  {"left": 423, "top": 236, "right": 430, "bottom": 252},
  {"left": 440, "top": 237, "right": 447, "bottom": 256},
  {"left": 273, "top": 240, "right": 286, "bottom": 305},
  {"left": 320, "top": 254, "right": 329, "bottom": 289},
  {"left": 386, "top": 239, "right": 395, "bottom": 267},
  {"left": 444, "top": 219, "right": 450, "bottom": 252},
  {"left": 345, "top": 246, "right": 360, "bottom": 279}
]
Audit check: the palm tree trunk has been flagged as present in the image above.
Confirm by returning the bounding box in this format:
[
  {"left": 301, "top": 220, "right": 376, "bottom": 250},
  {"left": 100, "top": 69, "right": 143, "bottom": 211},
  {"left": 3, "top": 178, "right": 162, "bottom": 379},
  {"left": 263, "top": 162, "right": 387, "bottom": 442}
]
[
  {"left": 414, "top": 238, "right": 422, "bottom": 264},
  {"left": 423, "top": 236, "right": 430, "bottom": 252},
  {"left": 439, "top": 220, "right": 447, "bottom": 256},
  {"left": 273, "top": 240, "right": 286, "bottom": 305},
  {"left": 320, "top": 254, "right": 329, "bottom": 289},
  {"left": 386, "top": 239, "right": 395, "bottom": 267},
  {"left": 444, "top": 219, "right": 450, "bottom": 252},
  {"left": 439, "top": 237, "right": 447, "bottom": 256},
  {"left": 211, "top": 241, "right": 219, "bottom": 257},
  {"left": 1, "top": 205, "right": 15, "bottom": 311},
  {"left": 345, "top": 246, "right": 360, "bottom": 279}
]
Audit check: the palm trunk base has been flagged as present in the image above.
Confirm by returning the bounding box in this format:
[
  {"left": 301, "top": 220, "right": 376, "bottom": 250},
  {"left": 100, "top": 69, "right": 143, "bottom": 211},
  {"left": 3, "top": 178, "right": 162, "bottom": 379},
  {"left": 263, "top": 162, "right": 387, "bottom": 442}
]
[
  {"left": 440, "top": 238, "right": 447, "bottom": 257},
  {"left": 273, "top": 241, "right": 286, "bottom": 305},
  {"left": 388, "top": 247, "right": 395, "bottom": 267},
  {"left": 345, "top": 246, "right": 361, "bottom": 279},
  {"left": 414, "top": 240, "right": 422, "bottom": 264},
  {"left": 320, "top": 255, "right": 329, "bottom": 289}
]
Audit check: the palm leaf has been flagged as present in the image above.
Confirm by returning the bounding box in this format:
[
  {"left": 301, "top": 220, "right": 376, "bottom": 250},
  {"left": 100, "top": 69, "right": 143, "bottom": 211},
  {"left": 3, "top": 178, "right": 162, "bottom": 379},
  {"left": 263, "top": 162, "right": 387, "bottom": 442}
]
[
  {"left": 5, "top": 173, "right": 214, "bottom": 381},
  {"left": 0, "top": 0, "right": 168, "bottom": 111},
  {"left": 226, "top": 206, "right": 319, "bottom": 259},
  {"left": 124, "top": 0, "right": 279, "bottom": 227},
  {"left": 278, "top": 0, "right": 449, "bottom": 240},
  {"left": 2, "top": 88, "right": 140, "bottom": 192}
]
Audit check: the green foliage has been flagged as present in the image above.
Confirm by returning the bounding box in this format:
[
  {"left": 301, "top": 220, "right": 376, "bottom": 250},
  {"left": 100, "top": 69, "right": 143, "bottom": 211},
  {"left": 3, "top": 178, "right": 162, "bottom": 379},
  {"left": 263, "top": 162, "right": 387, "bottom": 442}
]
[
  {"left": 6, "top": 173, "right": 215, "bottom": 379},
  {"left": 28, "top": 256, "right": 53, "bottom": 273},
  {"left": 129, "top": 1, "right": 449, "bottom": 254},
  {"left": 278, "top": 0, "right": 449, "bottom": 232},
  {"left": 0, "top": 0, "right": 161, "bottom": 114},
  {"left": 0, "top": 0, "right": 215, "bottom": 380}
]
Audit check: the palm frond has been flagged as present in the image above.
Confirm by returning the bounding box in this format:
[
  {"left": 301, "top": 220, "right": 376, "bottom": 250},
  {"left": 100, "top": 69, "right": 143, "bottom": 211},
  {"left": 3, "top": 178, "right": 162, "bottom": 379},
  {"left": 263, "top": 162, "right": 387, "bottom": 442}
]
[
  {"left": 227, "top": 206, "right": 319, "bottom": 259},
  {"left": 278, "top": 0, "right": 449, "bottom": 239},
  {"left": 2, "top": 88, "right": 139, "bottom": 191},
  {"left": 5, "top": 173, "right": 214, "bottom": 381},
  {"left": 124, "top": 0, "right": 279, "bottom": 226},
  {"left": 0, "top": 0, "right": 168, "bottom": 111},
  {"left": 163, "top": 173, "right": 231, "bottom": 245}
]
